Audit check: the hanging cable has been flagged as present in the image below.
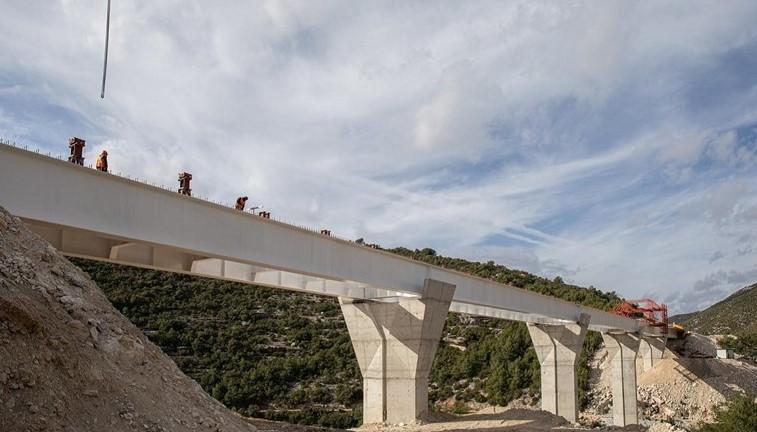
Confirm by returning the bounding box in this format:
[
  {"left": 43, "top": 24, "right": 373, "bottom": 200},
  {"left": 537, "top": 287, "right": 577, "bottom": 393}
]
[{"left": 101, "top": 0, "right": 111, "bottom": 99}]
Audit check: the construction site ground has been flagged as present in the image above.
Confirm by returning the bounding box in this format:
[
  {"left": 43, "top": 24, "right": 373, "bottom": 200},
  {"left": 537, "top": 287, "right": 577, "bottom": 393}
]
[{"left": 357, "top": 333, "right": 757, "bottom": 432}]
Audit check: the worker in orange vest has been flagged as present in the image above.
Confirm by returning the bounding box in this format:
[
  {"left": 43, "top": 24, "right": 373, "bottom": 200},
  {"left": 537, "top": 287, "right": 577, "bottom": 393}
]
[
  {"left": 235, "top": 196, "right": 248, "bottom": 211},
  {"left": 95, "top": 150, "right": 108, "bottom": 172}
]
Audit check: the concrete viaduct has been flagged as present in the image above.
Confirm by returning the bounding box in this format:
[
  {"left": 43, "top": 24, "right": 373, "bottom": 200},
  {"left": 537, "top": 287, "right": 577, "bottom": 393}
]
[{"left": 0, "top": 143, "right": 665, "bottom": 426}]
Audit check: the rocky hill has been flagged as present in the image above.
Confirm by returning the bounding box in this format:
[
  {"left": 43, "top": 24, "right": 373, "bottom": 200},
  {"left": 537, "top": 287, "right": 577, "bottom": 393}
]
[
  {"left": 670, "top": 283, "right": 757, "bottom": 335},
  {"left": 0, "top": 205, "right": 333, "bottom": 432}
]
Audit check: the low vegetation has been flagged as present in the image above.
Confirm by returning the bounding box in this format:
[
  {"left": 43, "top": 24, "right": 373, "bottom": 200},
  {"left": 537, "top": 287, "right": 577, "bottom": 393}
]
[
  {"left": 718, "top": 333, "right": 757, "bottom": 362},
  {"left": 693, "top": 393, "right": 757, "bottom": 432},
  {"left": 72, "top": 247, "right": 621, "bottom": 428}
]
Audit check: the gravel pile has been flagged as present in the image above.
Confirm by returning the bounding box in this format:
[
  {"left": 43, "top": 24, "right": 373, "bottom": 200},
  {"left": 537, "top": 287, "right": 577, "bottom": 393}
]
[
  {"left": 581, "top": 336, "right": 757, "bottom": 431},
  {"left": 637, "top": 356, "right": 757, "bottom": 430},
  {"left": 0, "top": 205, "right": 336, "bottom": 432}
]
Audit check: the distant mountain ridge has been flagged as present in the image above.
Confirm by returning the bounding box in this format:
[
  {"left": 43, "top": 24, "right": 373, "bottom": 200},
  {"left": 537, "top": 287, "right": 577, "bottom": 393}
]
[
  {"left": 669, "top": 311, "right": 698, "bottom": 324},
  {"left": 670, "top": 283, "right": 757, "bottom": 335}
]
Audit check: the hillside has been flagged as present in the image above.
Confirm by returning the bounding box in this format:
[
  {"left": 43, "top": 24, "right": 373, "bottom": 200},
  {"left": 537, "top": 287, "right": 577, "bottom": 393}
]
[
  {"left": 668, "top": 311, "right": 697, "bottom": 324},
  {"left": 0, "top": 205, "right": 331, "bottom": 432},
  {"left": 69, "top": 246, "right": 621, "bottom": 428},
  {"left": 671, "top": 283, "right": 757, "bottom": 335}
]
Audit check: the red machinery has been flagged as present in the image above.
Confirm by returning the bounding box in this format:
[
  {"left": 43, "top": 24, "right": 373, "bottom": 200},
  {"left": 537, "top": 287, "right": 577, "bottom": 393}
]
[
  {"left": 612, "top": 298, "right": 668, "bottom": 334},
  {"left": 68, "top": 137, "right": 86, "bottom": 165}
]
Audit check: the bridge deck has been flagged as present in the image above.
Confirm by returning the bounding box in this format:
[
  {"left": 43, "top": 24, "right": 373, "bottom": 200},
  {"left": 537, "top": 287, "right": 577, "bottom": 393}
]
[{"left": 0, "top": 143, "right": 643, "bottom": 332}]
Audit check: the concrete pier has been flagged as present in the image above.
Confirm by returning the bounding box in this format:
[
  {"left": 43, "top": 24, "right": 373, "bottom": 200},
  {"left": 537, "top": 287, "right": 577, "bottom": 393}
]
[
  {"left": 527, "top": 314, "right": 590, "bottom": 423},
  {"left": 339, "top": 279, "right": 455, "bottom": 425},
  {"left": 638, "top": 336, "right": 666, "bottom": 372},
  {"left": 603, "top": 332, "right": 641, "bottom": 426}
]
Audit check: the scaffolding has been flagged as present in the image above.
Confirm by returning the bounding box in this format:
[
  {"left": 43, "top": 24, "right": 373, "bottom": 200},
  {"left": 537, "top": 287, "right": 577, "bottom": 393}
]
[{"left": 612, "top": 298, "right": 668, "bottom": 334}]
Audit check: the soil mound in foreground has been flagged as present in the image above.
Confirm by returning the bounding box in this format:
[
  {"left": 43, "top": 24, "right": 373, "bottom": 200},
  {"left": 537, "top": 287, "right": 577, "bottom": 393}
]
[{"left": 0, "top": 205, "right": 329, "bottom": 432}]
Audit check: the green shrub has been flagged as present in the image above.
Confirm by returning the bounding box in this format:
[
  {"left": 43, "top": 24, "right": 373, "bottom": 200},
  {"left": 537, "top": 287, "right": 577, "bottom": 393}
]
[
  {"left": 693, "top": 394, "right": 757, "bottom": 432},
  {"left": 451, "top": 400, "right": 470, "bottom": 415},
  {"left": 718, "top": 334, "right": 757, "bottom": 362}
]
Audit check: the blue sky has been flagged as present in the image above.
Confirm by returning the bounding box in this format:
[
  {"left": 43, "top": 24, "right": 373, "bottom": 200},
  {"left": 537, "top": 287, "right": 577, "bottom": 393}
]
[{"left": 1, "top": 1, "right": 756, "bottom": 314}]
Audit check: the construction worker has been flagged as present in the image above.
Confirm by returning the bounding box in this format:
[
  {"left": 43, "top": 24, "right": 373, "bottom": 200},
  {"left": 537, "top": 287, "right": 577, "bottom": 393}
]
[
  {"left": 178, "top": 172, "right": 192, "bottom": 196},
  {"left": 95, "top": 150, "right": 108, "bottom": 172},
  {"left": 235, "top": 196, "right": 248, "bottom": 211}
]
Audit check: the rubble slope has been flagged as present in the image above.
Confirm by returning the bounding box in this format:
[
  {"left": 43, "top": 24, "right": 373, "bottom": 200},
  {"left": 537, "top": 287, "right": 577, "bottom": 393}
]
[
  {"left": 0, "top": 205, "right": 330, "bottom": 432},
  {"left": 584, "top": 337, "right": 757, "bottom": 431}
]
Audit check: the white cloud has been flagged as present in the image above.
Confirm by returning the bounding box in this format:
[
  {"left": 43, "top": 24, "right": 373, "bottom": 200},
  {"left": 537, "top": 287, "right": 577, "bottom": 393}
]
[{"left": 2, "top": 1, "right": 757, "bottom": 314}]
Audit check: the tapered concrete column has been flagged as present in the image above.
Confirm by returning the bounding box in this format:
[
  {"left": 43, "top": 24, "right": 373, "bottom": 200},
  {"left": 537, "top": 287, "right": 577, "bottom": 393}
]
[
  {"left": 602, "top": 332, "right": 641, "bottom": 426},
  {"left": 339, "top": 279, "right": 455, "bottom": 425},
  {"left": 637, "top": 336, "right": 666, "bottom": 373},
  {"left": 527, "top": 313, "right": 590, "bottom": 423}
]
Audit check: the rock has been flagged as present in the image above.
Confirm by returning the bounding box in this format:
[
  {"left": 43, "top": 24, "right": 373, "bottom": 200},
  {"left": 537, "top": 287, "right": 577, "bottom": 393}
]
[
  {"left": 67, "top": 320, "right": 86, "bottom": 330},
  {"left": 88, "top": 318, "right": 105, "bottom": 332},
  {"left": 65, "top": 273, "right": 87, "bottom": 288},
  {"left": 661, "top": 406, "right": 676, "bottom": 420},
  {"left": 40, "top": 246, "right": 56, "bottom": 263},
  {"left": 0, "top": 202, "right": 334, "bottom": 432},
  {"left": 59, "top": 296, "right": 83, "bottom": 307}
]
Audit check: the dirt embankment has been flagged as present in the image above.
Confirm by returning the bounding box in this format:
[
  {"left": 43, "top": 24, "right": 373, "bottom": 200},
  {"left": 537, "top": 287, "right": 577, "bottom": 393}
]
[
  {"left": 636, "top": 356, "right": 757, "bottom": 430},
  {"left": 0, "top": 205, "right": 333, "bottom": 432},
  {"left": 584, "top": 335, "right": 757, "bottom": 431}
]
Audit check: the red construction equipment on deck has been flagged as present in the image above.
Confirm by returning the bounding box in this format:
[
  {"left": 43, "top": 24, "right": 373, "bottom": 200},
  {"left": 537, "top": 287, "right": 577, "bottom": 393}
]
[
  {"left": 68, "top": 137, "right": 85, "bottom": 165},
  {"left": 612, "top": 298, "right": 668, "bottom": 334}
]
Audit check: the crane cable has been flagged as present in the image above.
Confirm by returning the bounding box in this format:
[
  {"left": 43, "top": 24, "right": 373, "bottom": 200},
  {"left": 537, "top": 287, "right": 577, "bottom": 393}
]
[{"left": 100, "top": 0, "right": 111, "bottom": 99}]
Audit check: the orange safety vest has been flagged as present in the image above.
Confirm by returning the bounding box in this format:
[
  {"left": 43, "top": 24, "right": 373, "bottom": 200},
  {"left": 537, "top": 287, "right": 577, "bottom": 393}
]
[{"left": 96, "top": 155, "right": 108, "bottom": 171}]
